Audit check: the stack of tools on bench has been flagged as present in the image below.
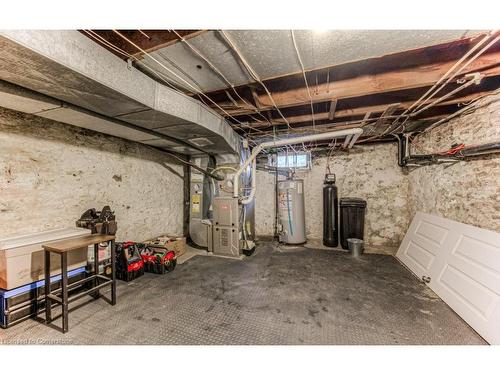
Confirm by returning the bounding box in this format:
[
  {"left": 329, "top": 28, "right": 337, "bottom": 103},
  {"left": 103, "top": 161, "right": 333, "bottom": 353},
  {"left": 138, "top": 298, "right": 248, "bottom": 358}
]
[
  {"left": 76, "top": 205, "right": 117, "bottom": 276},
  {"left": 115, "top": 242, "right": 144, "bottom": 282},
  {"left": 138, "top": 243, "right": 176, "bottom": 274},
  {"left": 76, "top": 205, "right": 117, "bottom": 235}
]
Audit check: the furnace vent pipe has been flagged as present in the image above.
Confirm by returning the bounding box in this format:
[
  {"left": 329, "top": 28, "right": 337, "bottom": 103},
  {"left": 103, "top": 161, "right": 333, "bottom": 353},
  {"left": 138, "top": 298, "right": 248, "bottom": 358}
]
[{"left": 234, "top": 128, "right": 364, "bottom": 203}]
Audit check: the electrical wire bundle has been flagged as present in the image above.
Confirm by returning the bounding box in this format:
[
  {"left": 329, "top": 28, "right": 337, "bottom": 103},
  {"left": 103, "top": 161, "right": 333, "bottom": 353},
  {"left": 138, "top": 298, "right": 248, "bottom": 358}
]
[
  {"left": 439, "top": 143, "right": 466, "bottom": 156},
  {"left": 83, "top": 29, "right": 499, "bottom": 150}
]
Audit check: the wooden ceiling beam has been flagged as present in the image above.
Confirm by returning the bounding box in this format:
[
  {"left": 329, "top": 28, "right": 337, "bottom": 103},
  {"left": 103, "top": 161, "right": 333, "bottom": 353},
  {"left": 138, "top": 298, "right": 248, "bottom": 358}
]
[
  {"left": 250, "top": 87, "right": 263, "bottom": 110},
  {"left": 328, "top": 99, "right": 338, "bottom": 120},
  {"left": 132, "top": 30, "right": 207, "bottom": 57},
  {"left": 374, "top": 103, "right": 401, "bottom": 127},
  {"left": 248, "top": 113, "right": 445, "bottom": 139},
  {"left": 215, "top": 51, "right": 500, "bottom": 116},
  {"left": 81, "top": 30, "right": 205, "bottom": 60},
  {"left": 204, "top": 33, "right": 493, "bottom": 98},
  {"left": 243, "top": 90, "right": 496, "bottom": 128}
]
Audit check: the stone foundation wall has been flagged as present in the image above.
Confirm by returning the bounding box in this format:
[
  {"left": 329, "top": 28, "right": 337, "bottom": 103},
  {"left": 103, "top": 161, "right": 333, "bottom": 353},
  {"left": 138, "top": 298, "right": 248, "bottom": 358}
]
[
  {"left": 0, "top": 107, "right": 184, "bottom": 241},
  {"left": 255, "top": 143, "right": 410, "bottom": 248},
  {"left": 2, "top": 91, "right": 498, "bottom": 249},
  {"left": 255, "top": 93, "right": 500, "bottom": 247},
  {"left": 407, "top": 93, "right": 500, "bottom": 232}
]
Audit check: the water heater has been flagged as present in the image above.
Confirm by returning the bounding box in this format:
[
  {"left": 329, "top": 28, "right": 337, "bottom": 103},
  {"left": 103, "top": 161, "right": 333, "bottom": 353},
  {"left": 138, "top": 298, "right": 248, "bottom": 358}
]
[{"left": 278, "top": 178, "right": 306, "bottom": 244}]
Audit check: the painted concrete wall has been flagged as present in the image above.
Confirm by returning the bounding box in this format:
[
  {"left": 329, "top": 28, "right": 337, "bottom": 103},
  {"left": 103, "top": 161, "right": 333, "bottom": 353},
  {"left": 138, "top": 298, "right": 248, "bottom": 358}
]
[
  {"left": 255, "top": 143, "right": 410, "bottom": 248},
  {"left": 407, "top": 93, "right": 500, "bottom": 233},
  {"left": 0, "top": 107, "right": 184, "bottom": 241}
]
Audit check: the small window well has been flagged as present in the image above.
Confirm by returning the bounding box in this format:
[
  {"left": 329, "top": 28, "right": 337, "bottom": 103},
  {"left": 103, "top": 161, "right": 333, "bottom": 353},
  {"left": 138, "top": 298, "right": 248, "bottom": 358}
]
[{"left": 268, "top": 151, "right": 311, "bottom": 170}]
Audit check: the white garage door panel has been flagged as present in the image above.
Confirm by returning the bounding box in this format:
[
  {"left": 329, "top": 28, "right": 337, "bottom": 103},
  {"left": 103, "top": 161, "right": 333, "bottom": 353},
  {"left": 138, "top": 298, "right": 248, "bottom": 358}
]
[{"left": 397, "top": 212, "right": 500, "bottom": 344}]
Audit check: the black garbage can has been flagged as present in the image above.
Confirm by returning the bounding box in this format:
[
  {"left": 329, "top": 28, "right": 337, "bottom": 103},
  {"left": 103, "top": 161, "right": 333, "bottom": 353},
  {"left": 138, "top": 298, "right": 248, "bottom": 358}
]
[{"left": 339, "top": 198, "right": 367, "bottom": 250}]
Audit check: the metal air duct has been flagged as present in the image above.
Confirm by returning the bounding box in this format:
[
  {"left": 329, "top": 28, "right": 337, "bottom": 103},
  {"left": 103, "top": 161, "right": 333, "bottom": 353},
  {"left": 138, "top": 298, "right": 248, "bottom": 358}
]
[{"left": 0, "top": 30, "right": 239, "bottom": 155}]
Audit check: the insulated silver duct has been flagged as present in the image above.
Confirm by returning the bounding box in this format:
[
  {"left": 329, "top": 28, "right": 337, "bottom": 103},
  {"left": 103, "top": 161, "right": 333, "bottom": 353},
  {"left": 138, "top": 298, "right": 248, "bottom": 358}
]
[{"left": 0, "top": 30, "right": 239, "bottom": 155}]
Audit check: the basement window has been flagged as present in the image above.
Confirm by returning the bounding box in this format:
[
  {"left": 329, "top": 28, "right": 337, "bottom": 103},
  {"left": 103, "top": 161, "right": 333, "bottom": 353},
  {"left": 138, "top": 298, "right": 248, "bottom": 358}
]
[{"left": 268, "top": 151, "right": 311, "bottom": 170}]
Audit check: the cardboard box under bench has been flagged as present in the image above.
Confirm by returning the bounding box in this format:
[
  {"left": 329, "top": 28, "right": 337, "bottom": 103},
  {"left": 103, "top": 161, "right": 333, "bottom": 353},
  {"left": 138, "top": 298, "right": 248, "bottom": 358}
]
[
  {"left": 144, "top": 236, "right": 186, "bottom": 258},
  {"left": 0, "top": 266, "right": 87, "bottom": 328},
  {"left": 0, "top": 228, "right": 90, "bottom": 290}
]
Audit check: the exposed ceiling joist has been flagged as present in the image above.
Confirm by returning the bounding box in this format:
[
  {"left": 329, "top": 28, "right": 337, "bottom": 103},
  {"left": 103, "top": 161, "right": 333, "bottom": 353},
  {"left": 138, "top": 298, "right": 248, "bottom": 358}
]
[
  {"left": 328, "top": 99, "right": 338, "bottom": 120},
  {"left": 375, "top": 103, "right": 401, "bottom": 127},
  {"left": 253, "top": 111, "right": 447, "bottom": 138},
  {"left": 243, "top": 90, "right": 497, "bottom": 128},
  {"left": 80, "top": 29, "right": 499, "bottom": 142},
  {"left": 80, "top": 30, "right": 206, "bottom": 60},
  {"left": 221, "top": 51, "right": 500, "bottom": 117},
  {"left": 198, "top": 30, "right": 489, "bottom": 96},
  {"left": 250, "top": 87, "right": 263, "bottom": 110},
  {"left": 361, "top": 111, "right": 372, "bottom": 126}
]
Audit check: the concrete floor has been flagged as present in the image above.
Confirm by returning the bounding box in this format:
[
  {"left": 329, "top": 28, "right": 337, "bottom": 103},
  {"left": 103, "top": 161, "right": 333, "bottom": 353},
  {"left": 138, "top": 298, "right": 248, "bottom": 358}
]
[{"left": 0, "top": 241, "right": 486, "bottom": 345}]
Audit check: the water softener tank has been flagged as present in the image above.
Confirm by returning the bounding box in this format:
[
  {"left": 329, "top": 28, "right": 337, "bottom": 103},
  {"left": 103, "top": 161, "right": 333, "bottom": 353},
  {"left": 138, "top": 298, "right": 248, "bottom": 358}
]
[
  {"left": 323, "top": 174, "right": 339, "bottom": 247},
  {"left": 278, "top": 178, "right": 306, "bottom": 244}
]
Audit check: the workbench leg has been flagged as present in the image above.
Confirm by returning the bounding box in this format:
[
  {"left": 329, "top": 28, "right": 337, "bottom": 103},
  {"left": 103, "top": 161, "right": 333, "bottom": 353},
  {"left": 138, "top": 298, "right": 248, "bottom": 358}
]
[
  {"left": 92, "top": 243, "right": 100, "bottom": 299},
  {"left": 44, "top": 250, "right": 52, "bottom": 324},
  {"left": 111, "top": 240, "right": 116, "bottom": 306},
  {"left": 61, "top": 253, "right": 69, "bottom": 333}
]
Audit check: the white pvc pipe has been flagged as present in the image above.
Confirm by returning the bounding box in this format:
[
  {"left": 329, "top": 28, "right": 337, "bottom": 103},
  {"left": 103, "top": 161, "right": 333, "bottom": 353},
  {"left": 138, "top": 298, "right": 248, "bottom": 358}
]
[
  {"left": 234, "top": 128, "right": 364, "bottom": 202},
  {"left": 240, "top": 157, "right": 257, "bottom": 205}
]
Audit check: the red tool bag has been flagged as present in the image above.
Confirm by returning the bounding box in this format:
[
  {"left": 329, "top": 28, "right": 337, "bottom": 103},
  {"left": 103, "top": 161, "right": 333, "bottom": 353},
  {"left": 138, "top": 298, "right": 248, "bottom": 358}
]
[
  {"left": 115, "top": 242, "right": 145, "bottom": 282},
  {"left": 139, "top": 244, "right": 176, "bottom": 274}
]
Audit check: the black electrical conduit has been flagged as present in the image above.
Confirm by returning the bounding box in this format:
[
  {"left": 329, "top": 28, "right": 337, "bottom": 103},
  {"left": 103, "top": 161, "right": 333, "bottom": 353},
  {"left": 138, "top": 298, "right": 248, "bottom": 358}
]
[
  {"left": 396, "top": 133, "right": 500, "bottom": 167},
  {"left": 460, "top": 142, "right": 500, "bottom": 156}
]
